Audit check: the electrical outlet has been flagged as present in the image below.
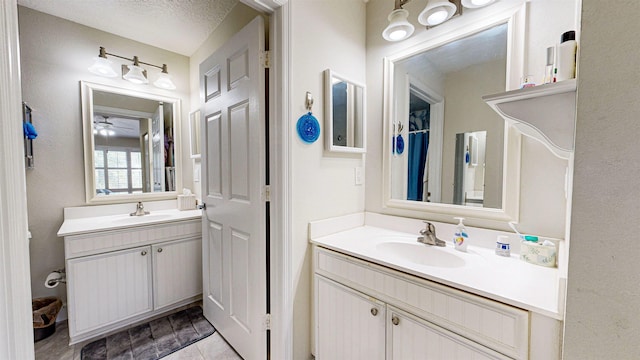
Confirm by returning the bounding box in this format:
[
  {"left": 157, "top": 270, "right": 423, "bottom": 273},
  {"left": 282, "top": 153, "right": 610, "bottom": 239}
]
[{"left": 355, "top": 167, "right": 363, "bottom": 185}]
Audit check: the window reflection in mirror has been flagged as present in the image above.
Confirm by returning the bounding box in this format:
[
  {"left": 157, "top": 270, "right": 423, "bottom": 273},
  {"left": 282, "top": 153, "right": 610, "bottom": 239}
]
[
  {"left": 82, "top": 81, "right": 181, "bottom": 204},
  {"left": 92, "top": 91, "right": 175, "bottom": 196},
  {"left": 390, "top": 23, "right": 507, "bottom": 209}
]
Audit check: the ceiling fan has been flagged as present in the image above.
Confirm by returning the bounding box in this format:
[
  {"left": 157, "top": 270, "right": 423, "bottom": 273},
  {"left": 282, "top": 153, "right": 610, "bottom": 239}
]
[{"left": 93, "top": 115, "right": 135, "bottom": 136}]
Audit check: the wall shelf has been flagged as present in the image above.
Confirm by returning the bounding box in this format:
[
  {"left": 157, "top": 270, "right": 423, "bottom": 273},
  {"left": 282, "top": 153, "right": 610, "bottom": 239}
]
[{"left": 483, "top": 79, "right": 577, "bottom": 159}]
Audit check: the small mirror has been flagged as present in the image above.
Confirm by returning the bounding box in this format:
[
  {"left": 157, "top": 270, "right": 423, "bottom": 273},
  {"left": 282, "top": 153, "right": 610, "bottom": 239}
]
[
  {"left": 81, "top": 81, "right": 182, "bottom": 204},
  {"left": 189, "top": 110, "right": 201, "bottom": 159},
  {"left": 383, "top": 8, "right": 524, "bottom": 222},
  {"left": 324, "top": 69, "right": 366, "bottom": 153}
]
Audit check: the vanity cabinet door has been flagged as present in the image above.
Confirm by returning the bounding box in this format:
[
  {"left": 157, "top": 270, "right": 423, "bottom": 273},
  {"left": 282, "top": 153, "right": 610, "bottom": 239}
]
[
  {"left": 387, "top": 306, "right": 510, "bottom": 360},
  {"left": 152, "top": 237, "right": 203, "bottom": 309},
  {"left": 67, "top": 246, "right": 153, "bottom": 337},
  {"left": 315, "top": 275, "right": 386, "bottom": 360}
]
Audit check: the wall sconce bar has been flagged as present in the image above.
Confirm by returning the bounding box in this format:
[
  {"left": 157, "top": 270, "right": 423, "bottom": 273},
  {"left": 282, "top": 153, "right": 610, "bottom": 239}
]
[{"left": 88, "top": 46, "right": 176, "bottom": 90}]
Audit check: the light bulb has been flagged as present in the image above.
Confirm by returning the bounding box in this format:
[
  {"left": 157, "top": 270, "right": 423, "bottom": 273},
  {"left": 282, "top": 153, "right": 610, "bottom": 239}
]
[
  {"left": 427, "top": 8, "right": 448, "bottom": 25},
  {"left": 418, "top": 0, "right": 457, "bottom": 27},
  {"left": 88, "top": 57, "right": 118, "bottom": 78},
  {"left": 154, "top": 72, "right": 176, "bottom": 90},
  {"left": 123, "top": 64, "right": 149, "bottom": 84},
  {"left": 382, "top": 9, "right": 414, "bottom": 42}
]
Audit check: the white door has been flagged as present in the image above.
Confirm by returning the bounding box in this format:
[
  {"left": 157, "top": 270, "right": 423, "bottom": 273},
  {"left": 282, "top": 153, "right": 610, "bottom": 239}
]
[
  {"left": 200, "top": 16, "right": 267, "bottom": 360},
  {"left": 387, "top": 306, "right": 510, "bottom": 360},
  {"left": 315, "top": 276, "right": 386, "bottom": 360}
]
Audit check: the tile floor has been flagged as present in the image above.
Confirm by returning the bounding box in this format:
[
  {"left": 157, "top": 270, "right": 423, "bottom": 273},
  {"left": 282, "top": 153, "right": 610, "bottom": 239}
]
[{"left": 34, "top": 315, "right": 242, "bottom": 360}]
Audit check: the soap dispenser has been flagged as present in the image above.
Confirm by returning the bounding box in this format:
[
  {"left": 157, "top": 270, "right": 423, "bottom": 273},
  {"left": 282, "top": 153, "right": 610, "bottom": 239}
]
[{"left": 453, "top": 217, "right": 468, "bottom": 252}]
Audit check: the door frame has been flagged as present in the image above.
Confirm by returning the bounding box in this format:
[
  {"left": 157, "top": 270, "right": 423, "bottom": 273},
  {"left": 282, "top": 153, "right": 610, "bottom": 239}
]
[
  {"left": 0, "top": 1, "right": 36, "bottom": 359},
  {"left": 0, "top": 0, "right": 294, "bottom": 359}
]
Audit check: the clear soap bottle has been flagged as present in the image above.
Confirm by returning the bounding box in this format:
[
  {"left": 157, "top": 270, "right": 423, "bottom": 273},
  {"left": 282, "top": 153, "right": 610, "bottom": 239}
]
[{"left": 453, "top": 217, "right": 468, "bottom": 252}]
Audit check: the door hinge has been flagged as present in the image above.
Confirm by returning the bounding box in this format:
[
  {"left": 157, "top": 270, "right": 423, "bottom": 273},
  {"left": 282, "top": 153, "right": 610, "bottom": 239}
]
[
  {"left": 261, "top": 50, "right": 271, "bottom": 68},
  {"left": 263, "top": 185, "right": 271, "bottom": 202},
  {"left": 263, "top": 313, "right": 271, "bottom": 330}
]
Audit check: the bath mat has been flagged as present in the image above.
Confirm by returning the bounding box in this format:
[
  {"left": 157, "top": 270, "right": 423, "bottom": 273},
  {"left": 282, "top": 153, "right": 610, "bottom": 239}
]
[{"left": 80, "top": 306, "right": 215, "bottom": 360}]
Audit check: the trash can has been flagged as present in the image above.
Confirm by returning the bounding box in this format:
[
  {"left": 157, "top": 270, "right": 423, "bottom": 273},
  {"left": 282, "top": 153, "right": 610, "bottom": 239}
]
[{"left": 32, "top": 297, "right": 62, "bottom": 342}]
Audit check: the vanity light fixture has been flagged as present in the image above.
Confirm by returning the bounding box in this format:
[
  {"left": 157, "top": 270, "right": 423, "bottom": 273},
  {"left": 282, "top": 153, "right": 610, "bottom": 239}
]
[
  {"left": 88, "top": 47, "right": 176, "bottom": 90},
  {"left": 418, "top": 0, "right": 460, "bottom": 27},
  {"left": 382, "top": 0, "right": 415, "bottom": 42},
  {"left": 382, "top": 0, "right": 495, "bottom": 41}
]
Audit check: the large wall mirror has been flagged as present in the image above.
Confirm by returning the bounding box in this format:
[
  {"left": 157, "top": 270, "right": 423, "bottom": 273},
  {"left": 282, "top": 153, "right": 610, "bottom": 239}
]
[
  {"left": 81, "top": 81, "right": 182, "bottom": 204},
  {"left": 383, "top": 7, "right": 524, "bottom": 222}
]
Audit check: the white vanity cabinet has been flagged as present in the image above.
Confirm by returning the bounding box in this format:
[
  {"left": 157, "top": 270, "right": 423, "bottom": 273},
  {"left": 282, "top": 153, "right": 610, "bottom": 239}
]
[
  {"left": 67, "top": 246, "right": 154, "bottom": 337},
  {"left": 386, "top": 306, "right": 509, "bottom": 360},
  {"left": 63, "top": 219, "right": 202, "bottom": 344},
  {"left": 316, "top": 276, "right": 386, "bottom": 360},
  {"left": 314, "top": 246, "right": 533, "bottom": 359},
  {"left": 152, "top": 237, "right": 203, "bottom": 309}
]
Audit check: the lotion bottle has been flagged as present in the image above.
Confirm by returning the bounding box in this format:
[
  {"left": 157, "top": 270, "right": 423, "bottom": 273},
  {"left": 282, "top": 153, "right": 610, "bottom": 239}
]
[{"left": 453, "top": 217, "right": 468, "bottom": 252}]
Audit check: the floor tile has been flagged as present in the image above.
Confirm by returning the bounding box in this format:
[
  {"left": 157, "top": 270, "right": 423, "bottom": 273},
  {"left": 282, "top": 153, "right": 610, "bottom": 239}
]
[
  {"left": 196, "top": 333, "right": 242, "bottom": 360},
  {"left": 163, "top": 343, "right": 205, "bottom": 360}
]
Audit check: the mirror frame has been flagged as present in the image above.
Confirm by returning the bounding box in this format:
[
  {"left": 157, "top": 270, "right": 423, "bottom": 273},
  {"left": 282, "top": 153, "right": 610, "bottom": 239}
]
[
  {"left": 81, "top": 81, "right": 183, "bottom": 204},
  {"left": 189, "top": 110, "right": 201, "bottom": 159},
  {"left": 324, "top": 69, "right": 367, "bottom": 153},
  {"left": 382, "top": 5, "right": 526, "bottom": 223}
]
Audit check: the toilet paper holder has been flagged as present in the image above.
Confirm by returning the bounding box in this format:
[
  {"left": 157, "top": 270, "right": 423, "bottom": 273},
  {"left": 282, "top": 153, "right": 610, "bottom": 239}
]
[{"left": 45, "top": 269, "right": 66, "bottom": 288}]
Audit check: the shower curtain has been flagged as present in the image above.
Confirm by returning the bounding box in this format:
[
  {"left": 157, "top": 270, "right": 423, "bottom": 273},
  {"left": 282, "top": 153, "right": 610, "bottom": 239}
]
[{"left": 407, "top": 132, "right": 429, "bottom": 201}]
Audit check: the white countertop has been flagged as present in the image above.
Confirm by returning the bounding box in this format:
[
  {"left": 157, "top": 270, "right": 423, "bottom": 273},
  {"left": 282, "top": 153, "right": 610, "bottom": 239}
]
[
  {"left": 311, "top": 225, "right": 564, "bottom": 320},
  {"left": 57, "top": 208, "right": 202, "bottom": 237}
]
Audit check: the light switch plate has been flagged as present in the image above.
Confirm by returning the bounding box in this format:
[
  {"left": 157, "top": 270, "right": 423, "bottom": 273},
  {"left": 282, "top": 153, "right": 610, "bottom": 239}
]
[{"left": 355, "top": 167, "right": 363, "bottom": 185}]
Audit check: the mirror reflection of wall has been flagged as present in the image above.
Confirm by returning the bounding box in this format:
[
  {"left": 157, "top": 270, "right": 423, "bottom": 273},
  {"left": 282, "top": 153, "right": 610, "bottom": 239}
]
[
  {"left": 91, "top": 89, "right": 175, "bottom": 197},
  {"left": 390, "top": 23, "right": 507, "bottom": 209}
]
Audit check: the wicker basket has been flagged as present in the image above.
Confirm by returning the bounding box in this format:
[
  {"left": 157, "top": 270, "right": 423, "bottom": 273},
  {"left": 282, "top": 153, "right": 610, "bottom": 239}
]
[{"left": 32, "top": 297, "right": 62, "bottom": 342}]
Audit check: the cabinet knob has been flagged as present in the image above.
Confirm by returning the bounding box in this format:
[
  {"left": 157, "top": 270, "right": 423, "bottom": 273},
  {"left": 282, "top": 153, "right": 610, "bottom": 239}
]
[
  {"left": 391, "top": 315, "right": 400, "bottom": 326},
  {"left": 141, "top": 250, "right": 147, "bottom": 256},
  {"left": 157, "top": 248, "right": 163, "bottom": 253},
  {"left": 370, "top": 307, "right": 378, "bottom": 316}
]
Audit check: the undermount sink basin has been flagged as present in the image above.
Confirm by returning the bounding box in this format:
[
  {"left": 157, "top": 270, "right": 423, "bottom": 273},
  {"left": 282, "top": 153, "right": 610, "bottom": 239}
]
[
  {"left": 376, "top": 241, "right": 466, "bottom": 268},
  {"left": 112, "top": 213, "right": 173, "bottom": 225}
]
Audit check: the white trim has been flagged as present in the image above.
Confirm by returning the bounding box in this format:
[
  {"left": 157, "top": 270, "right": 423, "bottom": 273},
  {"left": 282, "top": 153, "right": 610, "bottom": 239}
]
[
  {"left": 240, "top": 0, "right": 289, "bottom": 13},
  {"left": 267, "top": 4, "right": 293, "bottom": 360},
  {"left": 0, "top": 0, "right": 35, "bottom": 359}
]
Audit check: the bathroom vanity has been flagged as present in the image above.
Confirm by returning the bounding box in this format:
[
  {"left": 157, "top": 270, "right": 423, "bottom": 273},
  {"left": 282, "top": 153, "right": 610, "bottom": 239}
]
[
  {"left": 57, "top": 202, "right": 202, "bottom": 344},
  {"left": 311, "top": 213, "right": 564, "bottom": 360}
]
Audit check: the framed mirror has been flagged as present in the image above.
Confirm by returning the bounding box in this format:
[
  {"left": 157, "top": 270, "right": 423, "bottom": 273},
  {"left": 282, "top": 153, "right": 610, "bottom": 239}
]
[
  {"left": 189, "top": 110, "right": 201, "bottom": 159},
  {"left": 81, "top": 81, "right": 182, "bottom": 204},
  {"left": 324, "top": 69, "right": 366, "bottom": 153},
  {"left": 382, "top": 7, "right": 524, "bottom": 222}
]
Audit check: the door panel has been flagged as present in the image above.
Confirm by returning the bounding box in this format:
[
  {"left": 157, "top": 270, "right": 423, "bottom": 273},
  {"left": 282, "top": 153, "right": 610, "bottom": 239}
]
[{"left": 200, "top": 16, "right": 266, "bottom": 360}]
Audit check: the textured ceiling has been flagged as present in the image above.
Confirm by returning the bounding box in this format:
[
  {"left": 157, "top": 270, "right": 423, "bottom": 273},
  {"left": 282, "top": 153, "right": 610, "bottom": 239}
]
[{"left": 17, "top": 0, "right": 239, "bottom": 56}]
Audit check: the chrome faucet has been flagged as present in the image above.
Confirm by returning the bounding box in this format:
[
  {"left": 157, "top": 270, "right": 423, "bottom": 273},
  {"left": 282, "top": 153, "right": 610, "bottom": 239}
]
[
  {"left": 130, "top": 201, "right": 149, "bottom": 216},
  {"left": 417, "top": 221, "right": 446, "bottom": 247}
]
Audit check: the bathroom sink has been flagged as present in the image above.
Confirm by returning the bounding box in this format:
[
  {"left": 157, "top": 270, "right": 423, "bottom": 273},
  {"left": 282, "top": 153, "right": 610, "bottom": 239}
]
[
  {"left": 112, "top": 213, "right": 173, "bottom": 225},
  {"left": 376, "top": 242, "right": 466, "bottom": 268}
]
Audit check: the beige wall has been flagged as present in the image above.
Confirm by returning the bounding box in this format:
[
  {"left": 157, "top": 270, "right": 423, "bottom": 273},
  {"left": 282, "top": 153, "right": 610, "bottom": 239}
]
[
  {"left": 289, "top": 1, "right": 367, "bottom": 358},
  {"left": 564, "top": 0, "right": 640, "bottom": 357},
  {"left": 18, "top": 6, "right": 190, "bottom": 305},
  {"left": 365, "top": 0, "right": 576, "bottom": 239}
]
